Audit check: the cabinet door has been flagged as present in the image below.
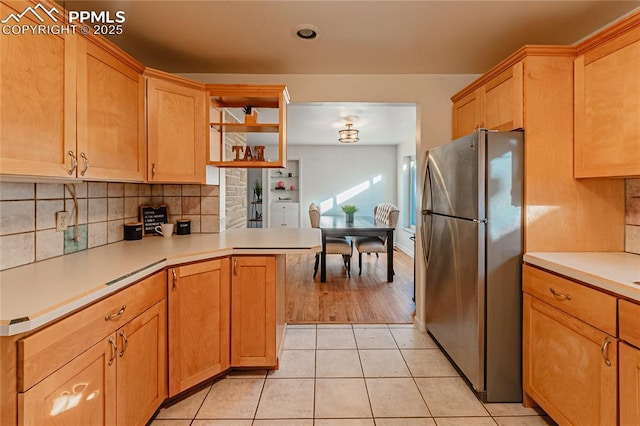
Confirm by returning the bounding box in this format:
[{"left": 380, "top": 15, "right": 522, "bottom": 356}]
[
  {"left": 76, "top": 37, "right": 145, "bottom": 181},
  {"left": 0, "top": 1, "right": 76, "bottom": 177},
  {"left": 574, "top": 30, "right": 640, "bottom": 177},
  {"left": 115, "top": 301, "right": 166, "bottom": 426},
  {"left": 147, "top": 74, "right": 207, "bottom": 183},
  {"left": 231, "top": 256, "right": 277, "bottom": 367},
  {"left": 19, "top": 336, "right": 116, "bottom": 426},
  {"left": 283, "top": 209, "right": 299, "bottom": 228},
  {"left": 620, "top": 341, "right": 640, "bottom": 425},
  {"left": 452, "top": 88, "right": 484, "bottom": 139},
  {"left": 484, "top": 62, "right": 523, "bottom": 131},
  {"left": 523, "top": 294, "right": 617, "bottom": 425},
  {"left": 168, "top": 259, "right": 231, "bottom": 397}
]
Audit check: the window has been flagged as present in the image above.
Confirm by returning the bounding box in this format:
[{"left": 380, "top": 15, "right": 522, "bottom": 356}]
[{"left": 403, "top": 156, "right": 417, "bottom": 229}]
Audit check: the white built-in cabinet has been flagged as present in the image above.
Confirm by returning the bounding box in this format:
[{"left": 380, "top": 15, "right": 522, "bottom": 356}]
[{"left": 266, "top": 159, "right": 300, "bottom": 228}]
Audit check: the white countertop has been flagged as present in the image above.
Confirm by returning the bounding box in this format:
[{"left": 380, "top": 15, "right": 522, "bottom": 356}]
[
  {"left": 523, "top": 252, "right": 640, "bottom": 301},
  {"left": 0, "top": 229, "right": 321, "bottom": 336}
]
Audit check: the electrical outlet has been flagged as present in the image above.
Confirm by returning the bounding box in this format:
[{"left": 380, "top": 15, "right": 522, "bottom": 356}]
[{"left": 55, "top": 211, "right": 68, "bottom": 231}]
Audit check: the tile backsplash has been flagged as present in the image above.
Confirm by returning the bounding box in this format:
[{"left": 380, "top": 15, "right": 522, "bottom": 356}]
[
  {"left": 0, "top": 182, "right": 220, "bottom": 271},
  {"left": 626, "top": 178, "right": 640, "bottom": 254}
]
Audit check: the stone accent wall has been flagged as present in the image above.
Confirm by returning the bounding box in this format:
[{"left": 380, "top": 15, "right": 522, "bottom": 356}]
[
  {"left": 0, "top": 181, "right": 220, "bottom": 271},
  {"left": 626, "top": 178, "right": 640, "bottom": 254},
  {"left": 223, "top": 112, "right": 248, "bottom": 230}
]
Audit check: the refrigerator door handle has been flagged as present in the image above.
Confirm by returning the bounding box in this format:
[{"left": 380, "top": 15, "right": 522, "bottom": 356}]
[{"left": 421, "top": 158, "right": 434, "bottom": 265}]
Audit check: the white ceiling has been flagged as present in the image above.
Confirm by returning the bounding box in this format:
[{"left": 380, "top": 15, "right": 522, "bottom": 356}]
[{"left": 59, "top": 1, "right": 640, "bottom": 146}]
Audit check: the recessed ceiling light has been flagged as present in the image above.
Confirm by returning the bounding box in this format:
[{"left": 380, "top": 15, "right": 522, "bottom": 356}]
[{"left": 293, "top": 24, "right": 320, "bottom": 40}]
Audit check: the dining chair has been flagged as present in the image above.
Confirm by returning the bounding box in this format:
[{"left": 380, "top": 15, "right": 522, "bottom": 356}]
[
  {"left": 309, "top": 203, "right": 353, "bottom": 278},
  {"left": 353, "top": 203, "right": 399, "bottom": 276}
]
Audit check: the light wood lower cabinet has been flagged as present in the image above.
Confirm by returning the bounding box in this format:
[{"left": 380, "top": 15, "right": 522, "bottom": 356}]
[
  {"left": 115, "top": 300, "right": 166, "bottom": 426},
  {"left": 523, "top": 265, "right": 618, "bottom": 426},
  {"left": 231, "top": 256, "right": 277, "bottom": 367},
  {"left": 167, "top": 259, "right": 230, "bottom": 397},
  {"left": 19, "top": 336, "right": 116, "bottom": 426},
  {"left": 18, "top": 300, "right": 166, "bottom": 426},
  {"left": 620, "top": 342, "right": 640, "bottom": 425}
]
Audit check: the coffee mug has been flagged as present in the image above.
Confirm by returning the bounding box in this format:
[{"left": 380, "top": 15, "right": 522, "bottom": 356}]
[{"left": 155, "top": 223, "right": 174, "bottom": 237}]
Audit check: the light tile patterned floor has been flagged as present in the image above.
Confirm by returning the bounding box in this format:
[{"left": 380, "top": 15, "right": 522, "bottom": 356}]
[{"left": 151, "top": 324, "right": 556, "bottom": 426}]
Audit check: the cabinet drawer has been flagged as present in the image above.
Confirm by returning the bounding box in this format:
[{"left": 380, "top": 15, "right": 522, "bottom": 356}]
[
  {"left": 18, "top": 271, "right": 166, "bottom": 392},
  {"left": 272, "top": 203, "right": 298, "bottom": 211},
  {"left": 522, "top": 264, "right": 617, "bottom": 335},
  {"left": 620, "top": 299, "right": 640, "bottom": 348}
]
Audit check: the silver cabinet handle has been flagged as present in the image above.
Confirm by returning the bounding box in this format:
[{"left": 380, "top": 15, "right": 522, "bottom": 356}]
[
  {"left": 549, "top": 287, "right": 572, "bottom": 301},
  {"left": 233, "top": 258, "right": 238, "bottom": 276},
  {"left": 152, "top": 162, "right": 156, "bottom": 178},
  {"left": 601, "top": 337, "right": 612, "bottom": 367},
  {"left": 80, "top": 152, "right": 89, "bottom": 176},
  {"left": 172, "top": 269, "right": 178, "bottom": 291},
  {"left": 108, "top": 336, "right": 117, "bottom": 366},
  {"left": 105, "top": 305, "right": 126, "bottom": 321},
  {"left": 119, "top": 330, "right": 128, "bottom": 357},
  {"left": 67, "top": 151, "right": 78, "bottom": 175}
]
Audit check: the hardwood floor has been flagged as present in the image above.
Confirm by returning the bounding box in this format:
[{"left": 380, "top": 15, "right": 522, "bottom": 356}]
[{"left": 285, "top": 248, "right": 416, "bottom": 324}]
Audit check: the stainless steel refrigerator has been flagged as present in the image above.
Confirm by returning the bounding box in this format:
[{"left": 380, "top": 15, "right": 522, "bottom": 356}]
[{"left": 421, "top": 129, "right": 524, "bottom": 402}]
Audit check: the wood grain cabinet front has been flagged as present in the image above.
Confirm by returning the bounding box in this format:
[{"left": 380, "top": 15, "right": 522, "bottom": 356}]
[
  {"left": 0, "top": 0, "right": 75, "bottom": 178},
  {"left": 145, "top": 68, "right": 207, "bottom": 183},
  {"left": 574, "top": 14, "right": 640, "bottom": 178},
  {"left": 619, "top": 299, "right": 640, "bottom": 425},
  {"left": 0, "top": 0, "right": 146, "bottom": 181},
  {"left": 452, "top": 62, "right": 523, "bottom": 139},
  {"left": 522, "top": 266, "right": 618, "bottom": 426},
  {"left": 14, "top": 271, "right": 167, "bottom": 426},
  {"left": 231, "top": 256, "right": 278, "bottom": 368},
  {"left": 18, "top": 300, "right": 166, "bottom": 426},
  {"left": 167, "top": 259, "right": 230, "bottom": 397},
  {"left": 75, "top": 36, "right": 146, "bottom": 182}
]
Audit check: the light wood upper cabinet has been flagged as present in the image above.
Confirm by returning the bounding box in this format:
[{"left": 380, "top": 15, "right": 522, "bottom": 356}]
[
  {"left": 146, "top": 69, "right": 207, "bottom": 183},
  {"left": 76, "top": 37, "right": 146, "bottom": 181},
  {"left": 0, "top": 0, "right": 75, "bottom": 178},
  {"left": 452, "top": 62, "right": 523, "bottom": 139},
  {"left": 167, "top": 259, "right": 231, "bottom": 397},
  {"left": 452, "top": 88, "right": 483, "bottom": 139},
  {"left": 452, "top": 46, "right": 624, "bottom": 252},
  {"left": 484, "top": 62, "right": 523, "bottom": 131},
  {"left": 231, "top": 256, "right": 277, "bottom": 368},
  {"left": 0, "top": 1, "right": 146, "bottom": 181},
  {"left": 574, "top": 14, "right": 640, "bottom": 178}
]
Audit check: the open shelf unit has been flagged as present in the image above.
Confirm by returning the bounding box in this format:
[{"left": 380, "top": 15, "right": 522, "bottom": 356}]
[{"left": 207, "top": 84, "right": 290, "bottom": 168}]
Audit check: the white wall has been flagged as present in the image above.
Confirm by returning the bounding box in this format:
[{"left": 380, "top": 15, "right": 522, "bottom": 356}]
[
  {"left": 183, "top": 73, "right": 478, "bottom": 330},
  {"left": 287, "top": 145, "right": 396, "bottom": 227}
]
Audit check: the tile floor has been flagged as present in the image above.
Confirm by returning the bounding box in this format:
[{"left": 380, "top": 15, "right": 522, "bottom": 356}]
[{"left": 151, "top": 324, "right": 555, "bottom": 426}]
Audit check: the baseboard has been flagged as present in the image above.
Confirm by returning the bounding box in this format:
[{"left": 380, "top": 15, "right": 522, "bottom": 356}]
[{"left": 394, "top": 243, "right": 414, "bottom": 258}]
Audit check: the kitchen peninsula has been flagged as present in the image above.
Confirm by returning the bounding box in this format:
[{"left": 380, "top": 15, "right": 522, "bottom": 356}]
[{"left": 0, "top": 228, "right": 320, "bottom": 426}]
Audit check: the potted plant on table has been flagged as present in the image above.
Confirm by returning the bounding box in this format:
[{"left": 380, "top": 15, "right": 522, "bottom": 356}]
[{"left": 341, "top": 204, "right": 358, "bottom": 224}]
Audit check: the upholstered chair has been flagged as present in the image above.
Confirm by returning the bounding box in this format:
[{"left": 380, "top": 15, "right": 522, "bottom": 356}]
[
  {"left": 353, "top": 203, "right": 399, "bottom": 276},
  {"left": 309, "top": 203, "right": 353, "bottom": 278}
]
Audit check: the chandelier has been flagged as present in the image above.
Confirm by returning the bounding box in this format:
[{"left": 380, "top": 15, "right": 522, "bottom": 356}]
[{"left": 338, "top": 123, "right": 359, "bottom": 144}]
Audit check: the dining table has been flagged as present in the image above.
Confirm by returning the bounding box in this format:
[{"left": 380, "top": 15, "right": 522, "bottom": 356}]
[{"left": 319, "top": 215, "right": 395, "bottom": 283}]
